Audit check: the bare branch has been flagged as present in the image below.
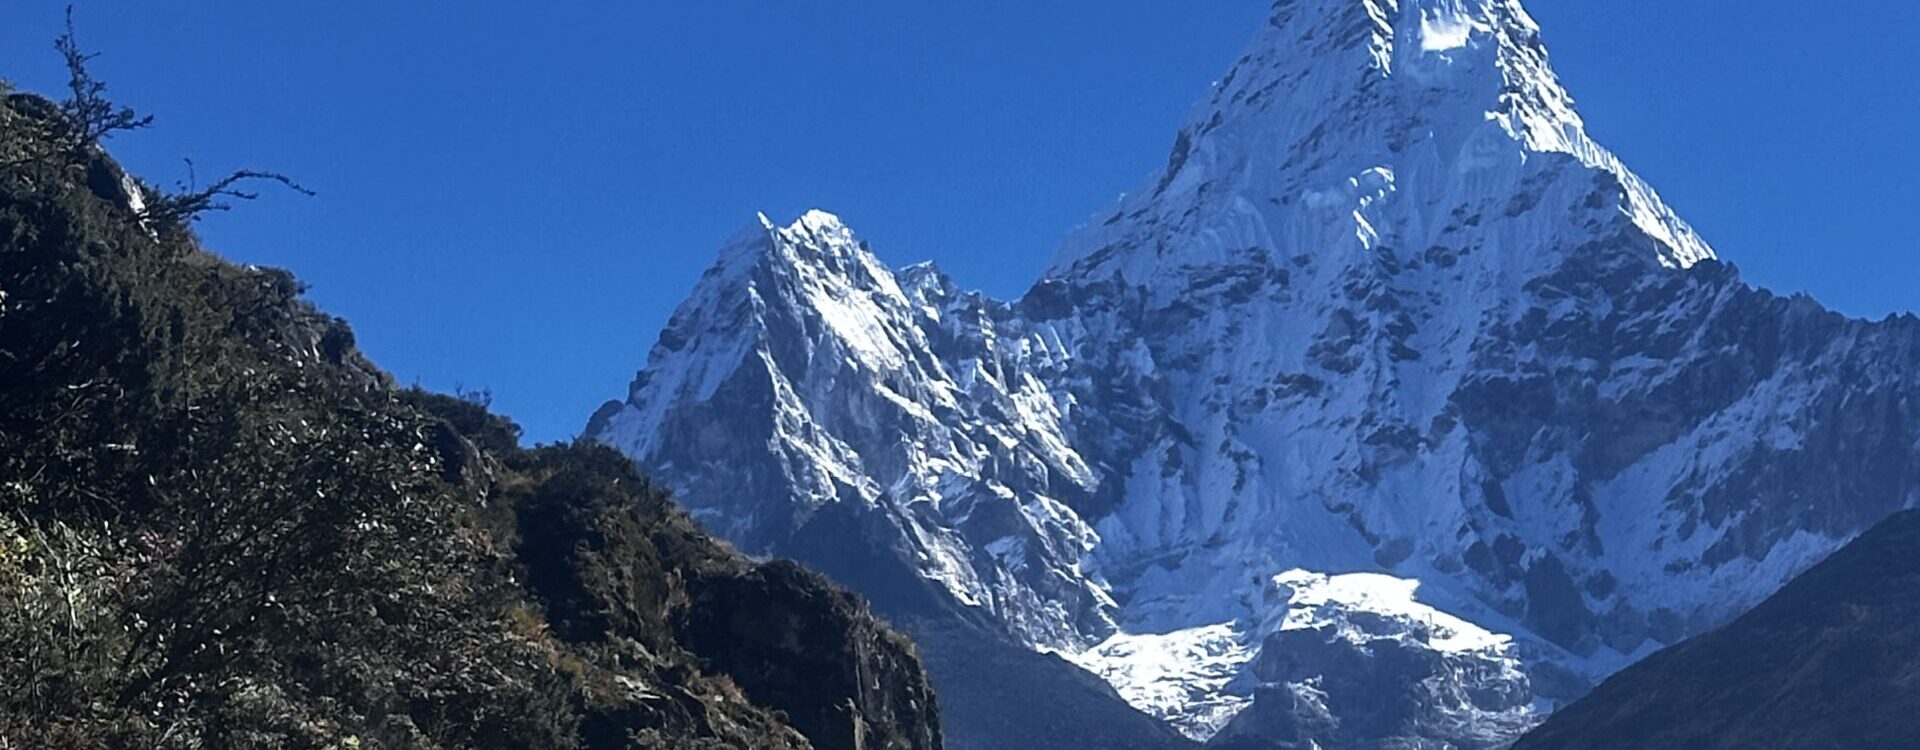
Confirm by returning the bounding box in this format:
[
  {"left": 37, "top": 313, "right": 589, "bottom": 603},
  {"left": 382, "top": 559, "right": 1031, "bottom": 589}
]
[
  {"left": 52, "top": 6, "right": 152, "bottom": 156},
  {"left": 142, "top": 169, "right": 315, "bottom": 230}
]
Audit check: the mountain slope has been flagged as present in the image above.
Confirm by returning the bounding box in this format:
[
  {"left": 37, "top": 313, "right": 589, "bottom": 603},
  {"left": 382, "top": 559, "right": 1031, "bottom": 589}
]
[
  {"left": 0, "top": 90, "right": 941, "bottom": 750},
  {"left": 589, "top": 1, "right": 1920, "bottom": 747},
  {"left": 586, "top": 210, "right": 1187, "bottom": 749},
  {"left": 912, "top": 620, "right": 1201, "bottom": 750},
  {"left": 1512, "top": 508, "right": 1920, "bottom": 750}
]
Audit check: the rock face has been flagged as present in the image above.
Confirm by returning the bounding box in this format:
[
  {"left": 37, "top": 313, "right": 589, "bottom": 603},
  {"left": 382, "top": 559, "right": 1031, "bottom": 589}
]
[
  {"left": 677, "top": 560, "right": 944, "bottom": 750},
  {"left": 588, "top": 0, "right": 1920, "bottom": 747},
  {"left": 1512, "top": 508, "right": 1920, "bottom": 750}
]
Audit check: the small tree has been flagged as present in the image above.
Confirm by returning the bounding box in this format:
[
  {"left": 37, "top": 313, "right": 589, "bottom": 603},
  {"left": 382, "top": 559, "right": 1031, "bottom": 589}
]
[
  {"left": 44, "top": 7, "right": 313, "bottom": 231},
  {"left": 52, "top": 5, "right": 152, "bottom": 157}
]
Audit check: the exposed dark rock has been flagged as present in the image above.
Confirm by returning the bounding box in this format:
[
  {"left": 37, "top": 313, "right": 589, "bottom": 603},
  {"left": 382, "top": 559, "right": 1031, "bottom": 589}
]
[{"left": 680, "top": 561, "right": 942, "bottom": 750}]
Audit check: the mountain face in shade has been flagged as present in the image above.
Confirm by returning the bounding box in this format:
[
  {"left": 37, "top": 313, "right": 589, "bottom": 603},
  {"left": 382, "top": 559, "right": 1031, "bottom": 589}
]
[
  {"left": 588, "top": 0, "right": 1920, "bottom": 746},
  {"left": 1512, "top": 508, "right": 1920, "bottom": 750}
]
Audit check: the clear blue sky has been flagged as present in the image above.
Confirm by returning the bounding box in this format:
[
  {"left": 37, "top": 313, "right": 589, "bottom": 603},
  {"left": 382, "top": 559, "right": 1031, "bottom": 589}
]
[{"left": 3, "top": 2, "right": 1915, "bottom": 442}]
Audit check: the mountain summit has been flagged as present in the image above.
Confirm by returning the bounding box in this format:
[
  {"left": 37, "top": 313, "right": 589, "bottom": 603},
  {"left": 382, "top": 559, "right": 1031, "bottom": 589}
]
[
  {"left": 591, "top": 1, "right": 1920, "bottom": 747},
  {"left": 1057, "top": 0, "right": 1712, "bottom": 282}
]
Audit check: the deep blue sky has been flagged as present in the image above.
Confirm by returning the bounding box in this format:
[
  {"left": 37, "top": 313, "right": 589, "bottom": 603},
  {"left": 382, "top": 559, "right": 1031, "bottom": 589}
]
[{"left": 3, "top": 2, "right": 1915, "bottom": 442}]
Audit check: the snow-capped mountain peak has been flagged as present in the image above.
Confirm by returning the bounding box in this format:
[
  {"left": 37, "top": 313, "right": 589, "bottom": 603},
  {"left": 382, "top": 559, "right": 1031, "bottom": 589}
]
[
  {"left": 590, "top": 208, "right": 1116, "bottom": 648},
  {"left": 593, "top": 2, "right": 1920, "bottom": 747},
  {"left": 1054, "top": 0, "right": 1711, "bottom": 283},
  {"left": 591, "top": 209, "right": 914, "bottom": 473}
]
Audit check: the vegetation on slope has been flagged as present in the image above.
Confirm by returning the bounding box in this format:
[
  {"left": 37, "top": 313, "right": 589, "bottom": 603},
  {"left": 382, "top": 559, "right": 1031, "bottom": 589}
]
[{"left": 0, "top": 80, "right": 941, "bottom": 750}]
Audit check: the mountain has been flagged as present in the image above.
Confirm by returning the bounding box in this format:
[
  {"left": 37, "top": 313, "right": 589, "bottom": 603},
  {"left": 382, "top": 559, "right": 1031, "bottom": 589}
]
[
  {"left": 588, "top": 0, "right": 1920, "bottom": 747},
  {"left": 1512, "top": 508, "right": 1920, "bottom": 750},
  {"left": 0, "top": 90, "right": 941, "bottom": 750},
  {"left": 586, "top": 211, "right": 1198, "bottom": 750}
]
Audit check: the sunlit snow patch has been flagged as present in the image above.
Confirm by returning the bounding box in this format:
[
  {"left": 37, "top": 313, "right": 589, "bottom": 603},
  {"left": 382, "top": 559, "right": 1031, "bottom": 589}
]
[
  {"left": 1067, "top": 622, "right": 1256, "bottom": 741},
  {"left": 1265, "top": 569, "right": 1508, "bottom": 653},
  {"left": 1067, "top": 570, "right": 1536, "bottom": 743},
  {"left": 1206, "top": 570, "right": 1542, "bottom": 747},
  {"left": 1419, "top": 3, "right": 1480, "bottom": 53}
]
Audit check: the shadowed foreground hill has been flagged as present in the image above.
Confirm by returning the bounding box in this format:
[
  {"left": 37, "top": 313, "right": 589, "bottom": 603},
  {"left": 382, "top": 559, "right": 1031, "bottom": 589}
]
[
  {"left": 0, "top": 90, "right": 941, "bottom": 750},
  {"left": 1514, "top": 508, "right": 1920, "bottom": 750}
]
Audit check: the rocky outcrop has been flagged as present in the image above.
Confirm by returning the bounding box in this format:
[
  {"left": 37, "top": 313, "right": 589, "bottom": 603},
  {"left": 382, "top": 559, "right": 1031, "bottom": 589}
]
[{"left": 679, "top": 560, "right": 943, "bottom": 750}]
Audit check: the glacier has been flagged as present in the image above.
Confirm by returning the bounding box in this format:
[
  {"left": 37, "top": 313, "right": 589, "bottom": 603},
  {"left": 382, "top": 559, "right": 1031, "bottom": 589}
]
[{"left": 587, "top": 0, "right": 1920, "bottom": 747}]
